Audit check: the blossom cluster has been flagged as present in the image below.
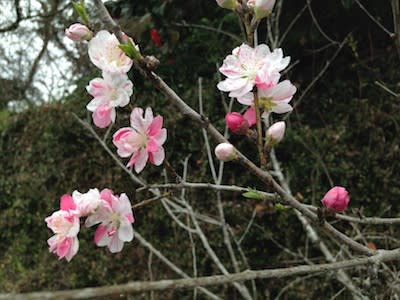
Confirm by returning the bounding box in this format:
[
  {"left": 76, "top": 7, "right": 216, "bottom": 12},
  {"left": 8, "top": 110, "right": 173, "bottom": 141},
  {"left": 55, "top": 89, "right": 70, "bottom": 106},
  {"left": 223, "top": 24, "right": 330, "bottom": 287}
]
[
  {"left": 47, "top": 24, "right": 169, "bottom": 262},
  {"left": 45, "top": 188, "right": 135, "bottom": 261},
  {"left": 86, "top": 30, "right": 134, "bottom": 128},
  {"left": 217, "top": 43, "right": 296, "bottom": 148},
  {"left": 65, "top": 25, "right": 167, "bottom": 173}
]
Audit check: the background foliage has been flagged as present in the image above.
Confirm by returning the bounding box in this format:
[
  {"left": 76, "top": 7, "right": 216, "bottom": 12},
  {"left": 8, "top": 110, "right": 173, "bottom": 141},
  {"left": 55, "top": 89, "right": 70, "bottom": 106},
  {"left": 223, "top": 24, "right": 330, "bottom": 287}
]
[{"left": 1, "top": 0, "right": 400, "bottom": 298}]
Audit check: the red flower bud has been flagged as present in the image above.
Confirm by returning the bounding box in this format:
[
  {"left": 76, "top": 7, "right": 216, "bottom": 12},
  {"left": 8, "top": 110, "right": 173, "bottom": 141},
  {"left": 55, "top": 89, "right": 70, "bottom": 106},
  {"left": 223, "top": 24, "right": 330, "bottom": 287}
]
[
  {"left": 226, "top": 112, "right": 249, "bottom": 133},
  {"left": 321, "top": 186, "right": 350, "bottom": 213}
]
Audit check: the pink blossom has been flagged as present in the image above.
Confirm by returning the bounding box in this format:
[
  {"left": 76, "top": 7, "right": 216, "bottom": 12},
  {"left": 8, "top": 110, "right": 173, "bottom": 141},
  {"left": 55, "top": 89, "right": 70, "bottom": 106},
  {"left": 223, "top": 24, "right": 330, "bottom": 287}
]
[
  {"left": 217, "top": 44, "right": 290, "bottom": 103},
  {"left": 113, "top": 107, "right": 167, "bottom": 173},
  {"left": 86, "top": 72, "right": 133, "bottom": 128},
  {"left": 45, "top": 206, "right": 80, "bottom": 261},
  {"left": 88, "top": 30, "right": 133, "bottom": 74},
  {"left": 65, "top": 23, "right": 93, "bottom": 41},
  {"left": 322, "top": 186, "right": 350, "bottom": 213},
  {"left": 72, "top": 188, "right": 102, "bottom": 217},
  {"left": 85, "top": 190, "right": 135, "bottom": 253},
  {"left": 215, "top": 143, "right": 237, "bottom": 162},
  {"left": 266, "top": 121, "right": 286, "bottom": 146}
]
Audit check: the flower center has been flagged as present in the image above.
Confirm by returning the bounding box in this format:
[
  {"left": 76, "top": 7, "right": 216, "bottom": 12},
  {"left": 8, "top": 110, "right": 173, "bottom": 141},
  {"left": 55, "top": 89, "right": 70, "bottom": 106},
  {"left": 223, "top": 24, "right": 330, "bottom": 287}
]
[{"left": 259, "top": 96, "right": 276, "bottom": 112}]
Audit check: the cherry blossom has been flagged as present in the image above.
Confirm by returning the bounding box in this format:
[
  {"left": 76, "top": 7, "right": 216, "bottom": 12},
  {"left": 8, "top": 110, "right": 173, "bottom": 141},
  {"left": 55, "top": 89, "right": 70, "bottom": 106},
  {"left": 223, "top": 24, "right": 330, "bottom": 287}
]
[
  {"left": 217, "top": 44, "right": 290, "bottom": 103},
  {"left": 86, "top": 72, "right": 133, "bottom": 128},
  {"left": 113, "top": 107, "right": 167, "bottom": 173},
  {"left": 45, "top": 200, "right": 80, "bottom": 261},
  {"left": 72, "top": 188, "right": 102, "bottom": 217},
  {"left": 88, "top": 30, "right": 133, "bottom": 74},
  {"left": 85, "top": 189, "right": 135, "bottom": 253}
]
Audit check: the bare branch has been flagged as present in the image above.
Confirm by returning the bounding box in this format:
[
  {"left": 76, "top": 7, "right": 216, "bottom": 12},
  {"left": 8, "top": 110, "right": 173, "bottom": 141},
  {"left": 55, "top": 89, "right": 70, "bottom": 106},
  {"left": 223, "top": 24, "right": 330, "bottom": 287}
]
[{"left": 3, "top": 248, "right": 400, "bottom": 300}]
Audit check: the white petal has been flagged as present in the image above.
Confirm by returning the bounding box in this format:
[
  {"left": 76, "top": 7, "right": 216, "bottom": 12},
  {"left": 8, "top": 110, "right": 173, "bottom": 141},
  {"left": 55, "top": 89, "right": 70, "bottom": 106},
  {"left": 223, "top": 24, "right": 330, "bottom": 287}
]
[
  {"left": 217, "top": 77, "right": 248, "bottom": 92},
  {"left": 237, "top": 92, "right": 254, "bottom": 105},
  {"left": 272, "top": 103, "right": 293, "bottom": 114},
  {"left": 118, "top": 224, "right": 134, "bottom": 242},
  {"left": 108, "top": 235, "right": 124, "bottom": 253}
]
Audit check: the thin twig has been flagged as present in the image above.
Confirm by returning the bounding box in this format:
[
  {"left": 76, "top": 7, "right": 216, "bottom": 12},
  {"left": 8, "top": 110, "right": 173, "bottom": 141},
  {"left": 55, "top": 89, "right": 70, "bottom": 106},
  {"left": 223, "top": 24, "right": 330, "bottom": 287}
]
[
  {"left": 174, "top": 22, "right": 242, "bottom": 42},
  {"left": 354, "top": 0, "right": 395, "bottom": 38}
]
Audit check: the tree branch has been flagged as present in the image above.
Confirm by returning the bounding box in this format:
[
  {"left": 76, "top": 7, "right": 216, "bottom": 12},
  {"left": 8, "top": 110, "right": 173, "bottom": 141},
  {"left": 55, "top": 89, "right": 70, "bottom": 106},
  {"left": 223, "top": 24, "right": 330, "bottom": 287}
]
[{"left": 3, "top": 248, "right": 400, "bottom": 300}]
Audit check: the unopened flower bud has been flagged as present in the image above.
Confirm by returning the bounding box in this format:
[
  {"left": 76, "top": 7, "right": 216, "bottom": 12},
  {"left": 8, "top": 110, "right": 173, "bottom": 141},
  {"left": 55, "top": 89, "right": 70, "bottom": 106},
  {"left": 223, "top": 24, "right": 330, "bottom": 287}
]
[
  {"left": 226, "top": 112, "right": 249, "bottom": 133},
  {"left": 266, "top": 121, "right": 285, "bottom": 147},
  {"left": 215, "top": 143, "right": 237, "bottom": 162},
  {"left": 247, "top": 0, "right": 276, "bottom": 20},
  {"left": 65, "top": 23, "right": 93, "bottom": 41},
  {"left": 321, "top": 186, "right": 350, "bottom": 213},
  {"left": 216, "top": 0, "right": 239, "bottom": 10}
]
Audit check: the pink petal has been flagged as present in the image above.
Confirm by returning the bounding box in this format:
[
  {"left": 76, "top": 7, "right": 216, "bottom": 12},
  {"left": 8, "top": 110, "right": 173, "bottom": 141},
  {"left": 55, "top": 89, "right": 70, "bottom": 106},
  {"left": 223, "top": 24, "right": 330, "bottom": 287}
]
[
  {"left": 149, "top": 148, "right": 165, "bottom": 166},
  {"left": 134, "top": 149, "right": 149, "bottom": 173},
  {"left": 56, "top": 236, "right": 72, "bottom": 259},
  {"left": 113, "top": 127, "right": 134, "bottom": 142},
  {"left": 147, "top": 115, "right": 163, "bottom": 136},
  {"left": 94, "top": 224, "right": 108, "bottom": 245},
  {"left": 147, "top": 138, "right": 160, "bottom": 153},
  {"left": 93, "top": 104, "right": 114, "bottom": 128},
  {"left": 154, "top": 128, "right": 167, "bottom": 145},
  {"left": 243, "top": 107, "right": 256, "bottom": 127},
  {"left": 100, "top": 188, "right": 114, "bottom": 206},
  {"left": 60, "top": 194, "right": 76, "bottom": 211}
]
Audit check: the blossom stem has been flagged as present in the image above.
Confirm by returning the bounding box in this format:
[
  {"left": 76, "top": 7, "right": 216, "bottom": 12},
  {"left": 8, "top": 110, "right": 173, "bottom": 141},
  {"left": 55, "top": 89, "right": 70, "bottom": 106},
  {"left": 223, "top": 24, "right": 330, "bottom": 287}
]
[
  {"left": 253, "top": 90, "right": 267, "bottom": 167},
  {"left": 242, "top": 13, "right": 254, "bottom": 46}
]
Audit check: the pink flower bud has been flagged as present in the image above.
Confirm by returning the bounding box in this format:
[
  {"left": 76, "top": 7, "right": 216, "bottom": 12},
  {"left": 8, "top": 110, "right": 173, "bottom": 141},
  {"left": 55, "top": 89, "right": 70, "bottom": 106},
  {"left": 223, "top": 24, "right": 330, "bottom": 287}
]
[
  {"left": 247, "top": 0, "right": 276, "bottom": 20},
  {"left": 65, "top": 23, "right": 93, "bottom": 41},
  {"left": 215, "top": 143, "right": 237, "bottom": 162},
  {"left": 226, "top": 112, "right": 248, "bottom": 133},
  {"left": 266, "top": 121, "right": 285, "bottom": 147},
  {"left": 216, "top": 0, "right": 239, "bottom": 10},
  {"left": 321, "top": 186, "right": 350, "bottom": 212}
]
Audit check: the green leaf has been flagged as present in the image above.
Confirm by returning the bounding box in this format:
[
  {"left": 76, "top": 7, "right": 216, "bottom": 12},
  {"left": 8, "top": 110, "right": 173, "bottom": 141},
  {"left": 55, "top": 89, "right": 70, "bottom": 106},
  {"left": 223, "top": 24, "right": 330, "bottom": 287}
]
[
  {"left": 72, "top": 1, "right": 90, "bottom": 25},
  {"left": 275, "top": 203, "right": 288, "bottom": 211},
  {"left": 118, "top": 39, "right": 142, "bottom": 59},
  {"left": 243, "top": 188, "right": 264, "bottom": 200}
]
